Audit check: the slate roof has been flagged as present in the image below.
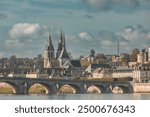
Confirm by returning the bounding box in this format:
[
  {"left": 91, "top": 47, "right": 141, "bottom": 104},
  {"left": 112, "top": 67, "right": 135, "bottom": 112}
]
[{"left": 70, "top": 60, "right": 81, "bottom": 67}]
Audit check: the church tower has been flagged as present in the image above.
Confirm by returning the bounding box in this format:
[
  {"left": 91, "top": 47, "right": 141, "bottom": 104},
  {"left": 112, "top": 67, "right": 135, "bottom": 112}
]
[
  {"left": 56, "top": 29, "right": 63, "bottom": 59},
  {"left": 58, "top": 31, "right": 70, "bottom": 67},
  {"left": 58, "top": 31, "right": 70, "bottom": 60},
  {"left": 44, "top": 29, "right": 55, "bottom": 68}
]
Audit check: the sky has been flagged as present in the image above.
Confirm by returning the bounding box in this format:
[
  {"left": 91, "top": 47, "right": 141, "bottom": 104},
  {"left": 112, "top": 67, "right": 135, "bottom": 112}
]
[{"left": 0, "top": 0, "right": 150, "bottom": 58}]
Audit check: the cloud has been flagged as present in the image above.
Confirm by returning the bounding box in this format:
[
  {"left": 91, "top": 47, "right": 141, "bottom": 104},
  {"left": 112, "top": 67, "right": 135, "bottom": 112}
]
[
  {"left": 66, "top": 31, "right": 129, "bottom": 56},
  {"left": 9, "top": 23, "right": 41, "bottom": 38},
  {"left": 1, "top": 23, "right": 150, "bottom": 58},
  {"left": 83, "top": 0, "right": 149, "bottom": 12},
  {"left": 84, "top": 14, "right": 93, "bottom": 19},
  {"left": 119, "top": 24, "right": 150, "bottom": 48},
  {"left": 0, "top": 13, "right": 7, "bottom": 20},
  {"left": 65, "top": 10, "right": 74, "bottom": 15},
  {"left": 84, "top": 0, "right": 113, "bottom": 11},
  {"left": 120, "top": 24, "right": 150, "bottom": 40},
  {"left": 0, "top": 23, "right": 48, "bottom": 57},
  {"left": 78, "top": 32, "right": 94, "bottom": 40}
]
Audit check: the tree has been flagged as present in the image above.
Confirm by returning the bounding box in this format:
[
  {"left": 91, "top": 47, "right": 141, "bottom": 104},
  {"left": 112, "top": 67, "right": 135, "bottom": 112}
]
[
  {"left": 130, "top": 48, "right": 140, "bottom": 62},
  {"left": 121, "top": 53, "right": 130, "bottom": 65},
  {"left": 80, "top": 58, "right": 90, "bottom": 68},
  {"left": 34, "top": 54, "right": 44, "bottom": 68}
]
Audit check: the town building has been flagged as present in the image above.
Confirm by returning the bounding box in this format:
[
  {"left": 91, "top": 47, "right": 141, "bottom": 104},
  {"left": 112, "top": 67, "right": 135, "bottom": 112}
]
[
  {"left": 90, "top": 63, "right": 150, "bottom": 83},
  {"left": 113, "top": 66, "right": 133, "bottom": 78},
  {"left": 137, "top": 47, "right": 150, "bottom": 64},
  {"left": 85, "top": 63, "right": 111, "bottom": 74},
  {"left": 133, "top": 64, "right": 150, "bottom": 83},
  {"left": 92, "top": 68, "right": 113, "bottom": 78}
]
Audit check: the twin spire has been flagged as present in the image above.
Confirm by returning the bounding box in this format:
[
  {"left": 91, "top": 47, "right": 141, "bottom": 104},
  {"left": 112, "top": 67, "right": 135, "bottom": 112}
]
[{"left": 45, "top": 27, "right": 70, "bottom": 60}]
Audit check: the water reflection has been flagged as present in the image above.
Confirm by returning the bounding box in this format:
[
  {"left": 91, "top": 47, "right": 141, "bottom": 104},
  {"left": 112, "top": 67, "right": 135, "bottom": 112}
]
[{"left": 0, "top": 93, "right": 150, "bottom": 100}]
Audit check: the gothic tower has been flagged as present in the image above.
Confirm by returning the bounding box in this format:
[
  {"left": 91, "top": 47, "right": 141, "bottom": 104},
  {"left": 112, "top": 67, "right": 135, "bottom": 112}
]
[
  {"left": 58, "top": 31, "right": 70, "bottom": 67},
  {"left": 56, "top": 29, "right": 63, "bottom": 59},
  {"left": 44, "top": 29, "right": 55, "bottom": 68},
  {"left": 58, "top": 31, "right": 70, "bottom": 59}
]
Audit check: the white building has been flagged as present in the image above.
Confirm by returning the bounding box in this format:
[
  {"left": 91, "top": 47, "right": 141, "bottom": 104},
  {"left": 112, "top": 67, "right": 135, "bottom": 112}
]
[
  {"left": 137, "top": 51, "right": 145, "bottom": 63},
  {"left": 91, "top": 64, "right": 150, "bottom": 83},
  {"left": 133, "top": 64, "right": 150, "bottom": 83},
  {"left": 148, "top": 47, "right": 150, "bottom": 62},
  {"left": 113, "top": 66, "right": 133, "bottom": 78}
]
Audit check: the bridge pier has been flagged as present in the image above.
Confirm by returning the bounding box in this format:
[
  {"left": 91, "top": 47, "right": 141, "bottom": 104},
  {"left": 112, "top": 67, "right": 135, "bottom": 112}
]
[
  {"left": 77, "top": 84, "right": 87, "bottom": 94},
  {"left": 18, "top": 82, "right": 28, "bottom": 95},
  {"left": 104, "top": 87, "right": 112, "bottom": 93},
  {"left": 78, "top": 89, "right": 86, "bottom": 94},
  {"left": 50, "top": 84, "right": 58, "bottom": 94}
]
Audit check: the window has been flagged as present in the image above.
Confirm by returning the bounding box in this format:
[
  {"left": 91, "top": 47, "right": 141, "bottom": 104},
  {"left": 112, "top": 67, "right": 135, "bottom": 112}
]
[{"left": 146, "top": 72, "right": 148, "bottom": 77}]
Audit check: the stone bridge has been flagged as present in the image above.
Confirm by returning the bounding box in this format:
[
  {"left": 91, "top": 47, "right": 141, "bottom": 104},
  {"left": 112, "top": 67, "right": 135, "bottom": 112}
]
[{"left": 0, "top": 77, "right": 134, "bottom": 94}]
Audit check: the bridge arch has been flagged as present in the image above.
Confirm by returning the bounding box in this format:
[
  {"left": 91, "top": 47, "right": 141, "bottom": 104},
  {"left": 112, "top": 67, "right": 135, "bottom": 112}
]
[
  {"left": 59, "top": 84, "right": 81, "bottom": 94},
  {"left": 0, "top": 81, "right": 18, "bottom": 94},
  {"left": 28, "top": 83, "right": 52, "bottom": 94},
  {"left": 112, "top": 86, "right": 130, "bottom": 94},
  {"left": 87, "top": 85, "right": 107, "bottom": 93}
]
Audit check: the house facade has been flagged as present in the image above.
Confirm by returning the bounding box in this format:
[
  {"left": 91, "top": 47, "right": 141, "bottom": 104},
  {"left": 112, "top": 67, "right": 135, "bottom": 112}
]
[
  {"left": 90, "top": 63, "right": 150, "bottom": 83},
  {"left": 133, "top": 64, "right": 150, "bottom": 82}
]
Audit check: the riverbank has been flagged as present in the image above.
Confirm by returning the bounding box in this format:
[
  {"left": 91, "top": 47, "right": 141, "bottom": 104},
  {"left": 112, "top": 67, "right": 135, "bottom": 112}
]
[{"left": 133, "top": 83, "right": 150, "bottom": 93}]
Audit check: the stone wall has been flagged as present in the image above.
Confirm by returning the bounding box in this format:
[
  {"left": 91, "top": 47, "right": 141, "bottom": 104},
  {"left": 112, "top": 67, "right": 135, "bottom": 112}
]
[{"left": 133, "top": 83, "right": 150, "bottom": 93}]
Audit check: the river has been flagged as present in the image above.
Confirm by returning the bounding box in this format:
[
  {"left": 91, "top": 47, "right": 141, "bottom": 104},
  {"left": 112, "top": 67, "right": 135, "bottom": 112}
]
[{"left": 0, "top": 93, "right": 150, "bottom": 100}]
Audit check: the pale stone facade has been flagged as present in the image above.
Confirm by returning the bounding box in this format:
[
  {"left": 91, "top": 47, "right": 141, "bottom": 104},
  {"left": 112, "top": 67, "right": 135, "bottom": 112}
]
[
  {"left": 113, "top": 66, "right": 133, "bottom": 78},
  {"left": 92, "top": 68, "right": 112, "bottom": 78},
  {"left": 133, "top": 64, "right": 150, "bottom": 82},
  {"left": 91, "top": 64, "right": 150, "bottom": 83}
]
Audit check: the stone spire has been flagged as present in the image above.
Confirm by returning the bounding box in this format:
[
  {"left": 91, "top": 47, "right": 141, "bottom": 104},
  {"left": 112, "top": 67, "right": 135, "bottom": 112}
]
[
  {"left": 44, "top": 28, "right": 55, "bottom": 68},
  {"left": 58, "top": 31, "right": 70, "bottom": 59},
  {"left": 46, "top": 27, "right": 54, "bottom": 51},
  {"left": 56, "top": 28, "right": 63, "bottom": 59}
]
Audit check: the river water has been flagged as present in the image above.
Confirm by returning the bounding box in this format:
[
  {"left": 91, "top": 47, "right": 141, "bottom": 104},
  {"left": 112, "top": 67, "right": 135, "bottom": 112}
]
[{"left": 0, "top": 93, "right": 150, "bottom": 100}]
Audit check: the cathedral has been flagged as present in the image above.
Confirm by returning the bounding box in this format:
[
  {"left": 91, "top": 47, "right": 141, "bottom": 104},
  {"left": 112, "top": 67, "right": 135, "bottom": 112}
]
[
  {"left": 44, "top": 29, "right": 83, "bottom": 77},
  {"left": 44, "top": 29, "right": 71, "bottom": 68}
]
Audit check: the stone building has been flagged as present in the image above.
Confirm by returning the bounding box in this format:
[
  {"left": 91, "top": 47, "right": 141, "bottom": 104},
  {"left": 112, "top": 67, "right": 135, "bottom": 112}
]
[
  {"left": 92, "top": 68, "right": 113, "bottom": 78},
  {"left": 43, "top": 29, "right": 83, "bottom": 77},
  {"left": 85, "top": 63, "right": 111, "bottom": 73},
  {"left": 133, "top": 64, "right": 150, "bottom": 83},
  {"left": 113, "top": 66, "right": 133, "bottom": 78}
]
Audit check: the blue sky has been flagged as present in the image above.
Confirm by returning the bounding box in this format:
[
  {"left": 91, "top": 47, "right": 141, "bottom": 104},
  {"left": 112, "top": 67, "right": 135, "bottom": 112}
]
[{"left": 0, "top": 0, "right": 150, "bottom": 58}]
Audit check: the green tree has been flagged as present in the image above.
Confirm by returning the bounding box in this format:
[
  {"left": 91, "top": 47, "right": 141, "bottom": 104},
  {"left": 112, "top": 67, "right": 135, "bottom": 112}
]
[
  {"left": 121, "top": 54, "right": 130, "bottom": 65},
  {"left": 130, "top": 48, "right": 140, "bottom": 62},
  {"left": 80, "top": 58, "right": 90, "bottom": 68}
]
